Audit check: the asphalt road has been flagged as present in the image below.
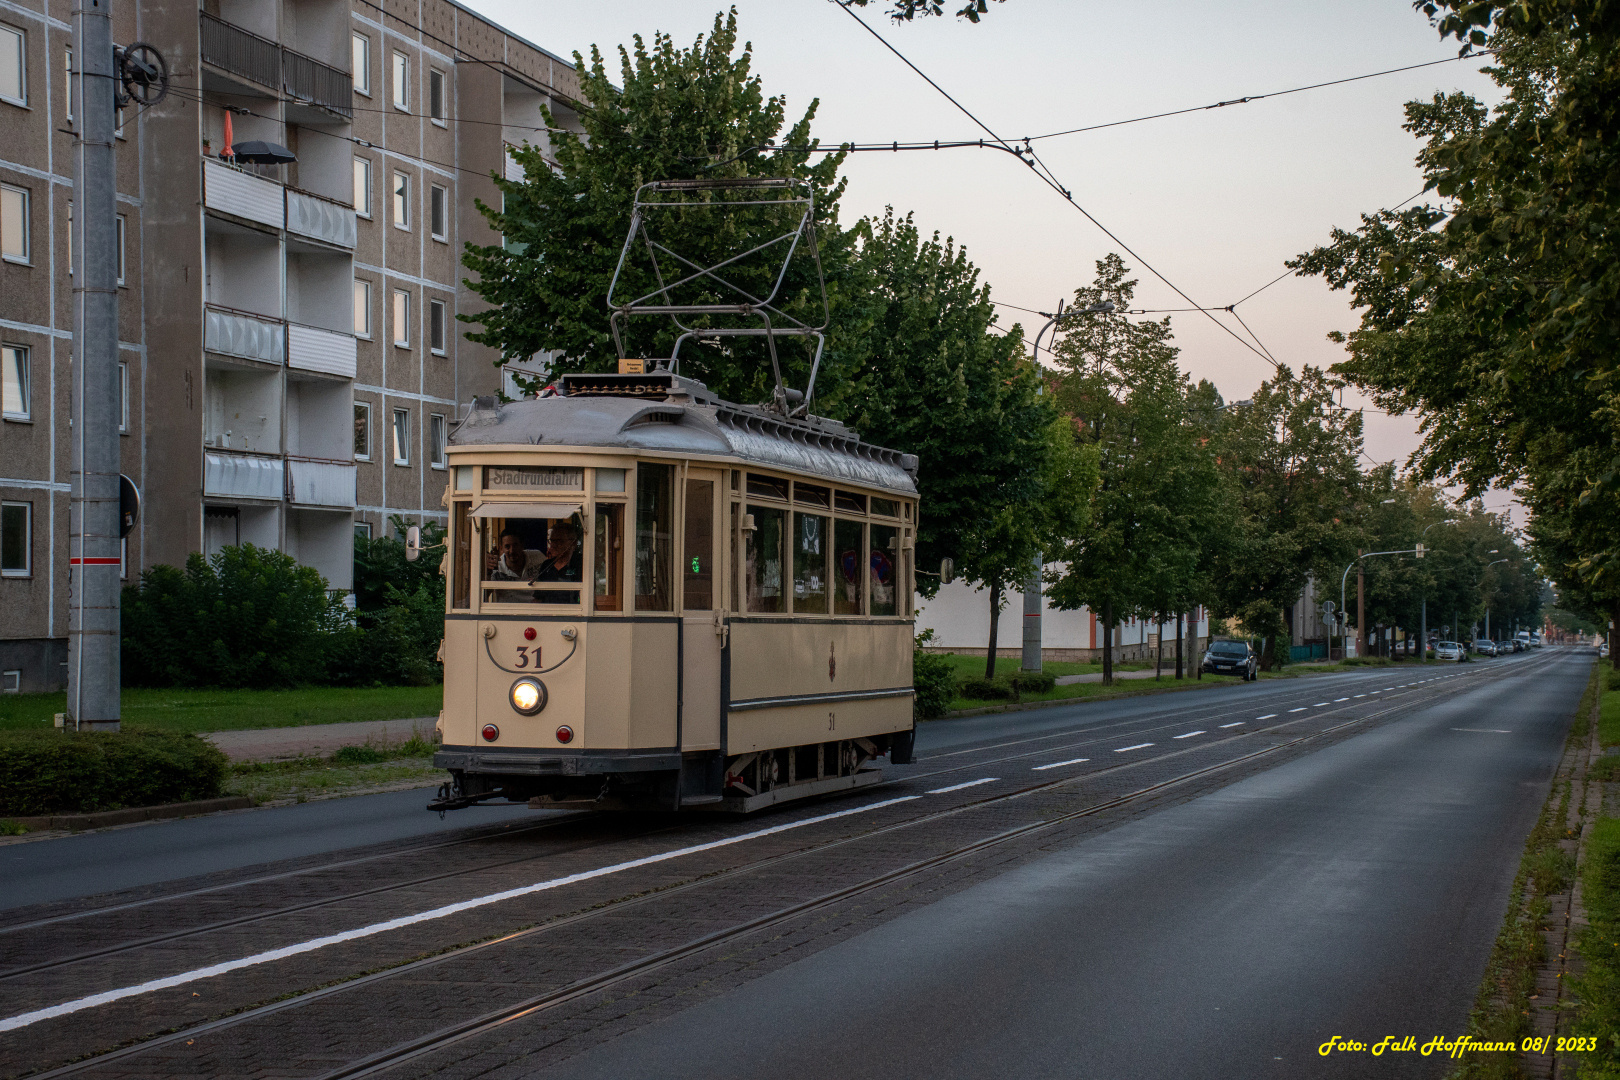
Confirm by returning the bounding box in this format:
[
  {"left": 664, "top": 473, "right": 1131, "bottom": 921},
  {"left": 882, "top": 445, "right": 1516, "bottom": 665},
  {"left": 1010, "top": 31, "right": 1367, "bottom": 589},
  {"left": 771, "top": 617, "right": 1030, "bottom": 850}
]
[
  {"left": 0, "top": 787, "right": 535, "bottom": 911},
  {"left": 523, "top": 649, "right": 1586, "bottom": 1080}
]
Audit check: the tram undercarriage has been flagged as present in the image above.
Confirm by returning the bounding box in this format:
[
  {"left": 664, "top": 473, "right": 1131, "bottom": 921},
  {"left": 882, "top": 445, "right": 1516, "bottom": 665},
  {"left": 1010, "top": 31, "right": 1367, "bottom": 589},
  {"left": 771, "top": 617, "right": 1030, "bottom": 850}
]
[{"left": 431, "top": 731, "right": 914, "bottom": 814}]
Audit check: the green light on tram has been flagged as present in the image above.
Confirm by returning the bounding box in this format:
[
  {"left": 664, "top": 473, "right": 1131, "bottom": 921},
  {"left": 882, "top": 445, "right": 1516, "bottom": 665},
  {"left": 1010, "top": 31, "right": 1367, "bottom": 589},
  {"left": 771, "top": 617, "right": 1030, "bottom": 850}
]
[{"left": 691, "top": 557, "right": 701, "bottom": 573}]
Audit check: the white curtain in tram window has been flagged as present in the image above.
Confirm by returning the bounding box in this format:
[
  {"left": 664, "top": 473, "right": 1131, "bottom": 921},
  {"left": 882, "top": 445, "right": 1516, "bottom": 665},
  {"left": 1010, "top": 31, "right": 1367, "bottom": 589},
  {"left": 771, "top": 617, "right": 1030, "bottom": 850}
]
[{"left": 392, "top": 408, "right": 409, "bottom": 465}]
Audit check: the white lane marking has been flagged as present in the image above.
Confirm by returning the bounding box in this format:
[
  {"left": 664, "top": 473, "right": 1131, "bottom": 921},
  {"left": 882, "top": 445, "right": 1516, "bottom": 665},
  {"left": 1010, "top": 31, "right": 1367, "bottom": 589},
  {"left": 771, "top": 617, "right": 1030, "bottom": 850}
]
[
  {"left": 1173, "top": 730, "right": 1205, "bottom": 739},
  {"left": 1114, "top": 743, "right": 1155, "bottom": 753},
  {"left": 1452, "top": 728, "right": 1512, "bottom": 734},
  {"left": 1334, "top": 697, "right": 1350, "bottom": 702},
  {"left": 1353, "top": 694, "right": 1367, "bottom": 698},
  {"left": 1031, "top": 758, "right": 1090, "bottom": 771},
  {"left": 1255, "top": 714, "right": 1276, "bottom": 720},
  {"left": 1313, "top": 702, "right": 1331, "bottom": 707},
  {"left": 0, "top": 795, "right": 923, "bottom": 1033},
  {"left": 1221, "top": 722, "right": 1247, "bottom": 728},
  {"left": 1370, "top": 690, "right": 1382, "bottom": 694},
  {"left": 1382, "top": 687, "right": 1395, "bottom": 691},
  {"left": 1288, "top": 707, "right": 1307, "bottom": 713},
  {"left": 927, "top": 778, "right": 1000, "bottom": 794}
]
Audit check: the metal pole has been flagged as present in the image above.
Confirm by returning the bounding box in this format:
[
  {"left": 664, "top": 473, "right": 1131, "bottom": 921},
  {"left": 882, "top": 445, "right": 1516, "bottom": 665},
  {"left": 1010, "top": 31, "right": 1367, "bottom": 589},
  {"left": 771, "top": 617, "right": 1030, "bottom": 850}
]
[
  {"left": 1421, "top": 596, "right": 1426, "bottom": 663},
  {"left": 1357, "top": 555, "right": 1366, "bottom": 660},
  {"left": 67, "top": 0, "right": 121, "bottom": 730},
  {"left": 1021, "top": 552, "right": 1042, "bottom": 672}
]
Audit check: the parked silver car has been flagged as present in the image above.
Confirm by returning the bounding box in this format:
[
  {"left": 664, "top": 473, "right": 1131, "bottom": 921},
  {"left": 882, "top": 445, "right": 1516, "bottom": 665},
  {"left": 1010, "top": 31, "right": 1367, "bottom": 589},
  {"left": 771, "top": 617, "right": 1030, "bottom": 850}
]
[
  {"left": 1434, "top": 641, "right": 1464, "bottom": 661},
  {"left": 1473, "top": 639, "right": 1497, "bottom": 656}
]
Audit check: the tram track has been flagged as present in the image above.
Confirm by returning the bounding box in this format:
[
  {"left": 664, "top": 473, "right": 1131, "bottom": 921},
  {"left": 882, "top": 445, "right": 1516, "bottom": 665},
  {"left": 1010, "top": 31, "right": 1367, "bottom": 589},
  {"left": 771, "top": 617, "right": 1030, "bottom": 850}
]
[
  {"left": 0, "top": 658, "right": 1541, "bottom": 993},
  {"left": 7, "top": 655, "right": 1550, "bottom": 1078}
]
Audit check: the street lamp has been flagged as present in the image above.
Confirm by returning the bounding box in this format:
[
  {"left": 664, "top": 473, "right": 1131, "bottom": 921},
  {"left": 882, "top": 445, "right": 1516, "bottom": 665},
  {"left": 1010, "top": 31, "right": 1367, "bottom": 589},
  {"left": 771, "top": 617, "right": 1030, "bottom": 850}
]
[
  {"left": 1341, "top": 546, "right": 1420, "bottom": 658},
  {"left": 1022, "top": 297, "right": 1116, "bottom": 673},
  {"left": 1481, "top": 556, "right": 1508, "bottom": 641}
]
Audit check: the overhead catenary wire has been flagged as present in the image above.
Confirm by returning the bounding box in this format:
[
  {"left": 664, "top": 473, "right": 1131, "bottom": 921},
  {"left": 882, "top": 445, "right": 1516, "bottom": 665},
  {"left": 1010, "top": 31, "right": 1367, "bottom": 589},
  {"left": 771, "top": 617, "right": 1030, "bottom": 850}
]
[{"left": 832, "top": 1, "right": 1281, "bottom": 370}]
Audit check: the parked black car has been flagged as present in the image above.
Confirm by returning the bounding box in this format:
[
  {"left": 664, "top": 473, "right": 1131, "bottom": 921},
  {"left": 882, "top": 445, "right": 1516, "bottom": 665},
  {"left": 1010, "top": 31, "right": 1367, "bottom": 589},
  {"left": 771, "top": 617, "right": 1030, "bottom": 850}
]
[{"left": 1202, "top": 639, "right": 1258, "bottom": 681}]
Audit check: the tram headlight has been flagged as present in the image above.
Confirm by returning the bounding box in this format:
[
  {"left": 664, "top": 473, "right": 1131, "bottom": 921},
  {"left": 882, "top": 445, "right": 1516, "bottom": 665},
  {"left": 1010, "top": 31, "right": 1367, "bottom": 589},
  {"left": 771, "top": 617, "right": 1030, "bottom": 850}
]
[{"left": 510, "top": 677, "right": 547, "bottom": 715}]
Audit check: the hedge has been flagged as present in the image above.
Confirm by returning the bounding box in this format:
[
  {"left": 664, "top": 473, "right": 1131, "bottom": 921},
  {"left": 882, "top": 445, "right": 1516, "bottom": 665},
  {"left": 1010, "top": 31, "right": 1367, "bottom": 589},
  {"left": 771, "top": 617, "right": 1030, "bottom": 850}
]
[
  {"left": 0, "top": 728, "right": 229, "bottom": 816},
  {"left": 913, "top": 650, "right": 957, "bottom": 719}
]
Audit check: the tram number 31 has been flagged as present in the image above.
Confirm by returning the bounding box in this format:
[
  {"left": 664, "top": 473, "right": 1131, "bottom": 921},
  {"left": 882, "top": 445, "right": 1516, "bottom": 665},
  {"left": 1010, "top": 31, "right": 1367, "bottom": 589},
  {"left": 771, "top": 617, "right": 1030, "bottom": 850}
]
[
  {"left": 829, "top": 711, "right": 836, "bottom": 732},
  {"left": 515, "top": 646, "right": 540, "bottom": 668}
]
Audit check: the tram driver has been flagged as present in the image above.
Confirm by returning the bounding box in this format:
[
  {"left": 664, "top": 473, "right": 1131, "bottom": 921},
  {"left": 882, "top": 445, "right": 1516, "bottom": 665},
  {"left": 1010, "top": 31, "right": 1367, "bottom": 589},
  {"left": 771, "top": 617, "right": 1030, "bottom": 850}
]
[{"left": 485, "top": 520, "right": 583, "bottom": 603}]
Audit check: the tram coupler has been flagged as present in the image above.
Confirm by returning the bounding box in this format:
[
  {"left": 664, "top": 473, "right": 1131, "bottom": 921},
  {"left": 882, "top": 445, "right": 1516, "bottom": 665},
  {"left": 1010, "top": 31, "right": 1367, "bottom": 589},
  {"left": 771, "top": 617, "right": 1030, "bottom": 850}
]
[{"left": 426, "top": 779, "right": 507, "bottom": 814}]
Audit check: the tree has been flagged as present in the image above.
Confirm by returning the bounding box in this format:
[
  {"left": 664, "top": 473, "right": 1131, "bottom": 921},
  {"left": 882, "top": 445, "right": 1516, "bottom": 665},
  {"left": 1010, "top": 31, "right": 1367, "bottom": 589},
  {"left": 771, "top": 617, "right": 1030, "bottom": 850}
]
[
  {"left": 842, "top": 211, "right": 1096, "bottom": 677},
  {"left": 1045, "top": 256, "right": 1226, "bottom": 685},
  {"left": 461, "top": 11, "right": 851, "bottom": 404},
  {"left": 841, "top": 0, "right": 1007, "bottom": 22},
  {"left": 1209, "top": 366, "right": 1362, "bottom": 670}
]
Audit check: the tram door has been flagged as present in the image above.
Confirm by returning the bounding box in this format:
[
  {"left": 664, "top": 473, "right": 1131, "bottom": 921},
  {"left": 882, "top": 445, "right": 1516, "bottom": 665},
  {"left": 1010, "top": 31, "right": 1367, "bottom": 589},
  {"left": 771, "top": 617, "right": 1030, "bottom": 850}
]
[{"left": 681, "top": 469, "right": 723, "bottom": 750}]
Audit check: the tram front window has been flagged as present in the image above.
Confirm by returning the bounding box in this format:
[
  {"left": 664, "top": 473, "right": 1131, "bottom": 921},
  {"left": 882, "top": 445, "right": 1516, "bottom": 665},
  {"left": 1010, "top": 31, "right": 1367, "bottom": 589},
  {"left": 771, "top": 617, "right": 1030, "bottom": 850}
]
[
  {"left": 870, "top": 523, "right": 898, "bottom": 616},
  {"left": 635, "top": 463, "right": 673, "bottom": 611},
  {"left": 482, "top": 516, "right": 582, "bottom": 605}
]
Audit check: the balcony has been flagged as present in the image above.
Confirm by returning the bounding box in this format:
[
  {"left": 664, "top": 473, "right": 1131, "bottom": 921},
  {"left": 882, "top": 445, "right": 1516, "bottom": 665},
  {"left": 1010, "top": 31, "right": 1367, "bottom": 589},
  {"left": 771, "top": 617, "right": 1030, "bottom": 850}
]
[
  {"left": 204, "top": 451, "right": 284, "bottom": 502},
  {"left": 204, "top": 159, "right": 284, "bottom": 229},
  {"left": 287, "top": 188, "right": 356, "bottom": 249},
  {"left": 204, "top": 305, "right": 284, "bottom": 365},
  {"left": 287, "top": 323, "right": 357, "bottom": 380},
  {"left": 286, "top": 458, "right": 357, "bottom": 509},
  {"left": 200, "top": 13, "right": 353, "bottom": 118}
]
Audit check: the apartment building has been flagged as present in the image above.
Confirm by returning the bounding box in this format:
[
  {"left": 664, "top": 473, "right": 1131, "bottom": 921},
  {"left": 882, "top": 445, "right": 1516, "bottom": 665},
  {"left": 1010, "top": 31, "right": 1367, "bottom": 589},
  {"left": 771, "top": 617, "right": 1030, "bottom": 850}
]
[{"left": 0, "top": 0, "right": 582, "bottom": 691}]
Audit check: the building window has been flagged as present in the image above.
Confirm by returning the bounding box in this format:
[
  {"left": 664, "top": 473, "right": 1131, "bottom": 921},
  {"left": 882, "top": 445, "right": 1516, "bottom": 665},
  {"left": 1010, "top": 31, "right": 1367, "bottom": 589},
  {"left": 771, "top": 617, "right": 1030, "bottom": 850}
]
[
  {"left": 430, "top": 413, "right": 446, "bottom": 468},
  {"left": 429, "top": 298, "right": 446, "bottom": 354},
  {"left": 118, "top": 360, "right": 128, "bottom": 431},
  {"left": 352, "top": 278, "right": 371, "bottom": 338},
  {"left": 0, "top": 184, "right": 27, "bottom": 263},
  {"left": 0, "top": 24, "right": 24, "bottom": 107},
  {"left": 352, "top": 157, "right": 371, "bottom": 217},
  {"left": 65, "top": 199, "right": 70, "bottom": 274},
  {"left": 63, "top": 47, "right": 71, "bottom": 121},
  {"left": 115, "top": 214, "right": 125, "bottom": 284},
  {"left": 391, "top": 171, "right": 408, "bottom": 229},
  {"left": 429, "top": 69, "right": 445, "bottom": 123},
  {"left": 2, "top": 344, "right": 28, "bottom": 420},
  {"left": 352, "top": 33, "right": 369, "bottom": 97},
  {"left": 430, "top": 184, "right": 446, "bottom": 241},
  {"left": 392, "top": 289, "right": 409, "bottom": 348},
  {"left": 1, "top": 501, "right": 29, "bottom": 577},
  {"left": 392, "top": 407, "right": 410, "bottom": 465},
  {"left": 354, "top": 520, "right": 372, "bottom": 540},
  {"left": 391, "top": 52, "right": 407, "bottom": 110},
  {"left": 353, "top": 401, "right": 370, "bottom": 460},
  {"left": 1, "top": 671, "right": 18, "bottom": 693}
]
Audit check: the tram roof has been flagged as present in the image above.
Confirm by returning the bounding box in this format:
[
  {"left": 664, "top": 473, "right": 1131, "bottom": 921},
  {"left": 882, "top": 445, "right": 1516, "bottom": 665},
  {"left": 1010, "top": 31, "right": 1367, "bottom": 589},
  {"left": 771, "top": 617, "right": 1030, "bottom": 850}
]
[{"left": 451, "top": 373, "right": 919, "bottom": 495}]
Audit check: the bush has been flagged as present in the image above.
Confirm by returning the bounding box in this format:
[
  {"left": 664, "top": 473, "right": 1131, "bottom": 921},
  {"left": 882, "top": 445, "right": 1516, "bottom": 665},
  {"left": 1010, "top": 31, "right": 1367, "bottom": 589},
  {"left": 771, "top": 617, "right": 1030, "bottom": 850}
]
[
  {"left": 1009, "top": 671, "right": 1056, "bottom": 695},
  {"left": 912, "top": 650, "right": 956, "bottom": 719},
  {"left": 958, "top": 676, "right": 1012, "bottom": 701},
  {"left": 333, "top": 744, "right": 388, "bottom": 765},
  {"left": 0, "top": 728, "right": 229, "bottom": 816},
  {"left": 1607, "top": 668, "right": 1620, "bottom": 693},
  {"left": 123, "top": 545, "right": 347, "bottom": 689}
]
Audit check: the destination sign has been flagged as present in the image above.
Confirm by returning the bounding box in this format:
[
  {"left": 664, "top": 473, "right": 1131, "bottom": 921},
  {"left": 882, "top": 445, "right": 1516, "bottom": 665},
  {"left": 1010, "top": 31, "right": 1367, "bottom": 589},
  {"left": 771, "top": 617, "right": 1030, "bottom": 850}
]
[{"left": 485, "top": 466, "right": 584, "bottom": 490}]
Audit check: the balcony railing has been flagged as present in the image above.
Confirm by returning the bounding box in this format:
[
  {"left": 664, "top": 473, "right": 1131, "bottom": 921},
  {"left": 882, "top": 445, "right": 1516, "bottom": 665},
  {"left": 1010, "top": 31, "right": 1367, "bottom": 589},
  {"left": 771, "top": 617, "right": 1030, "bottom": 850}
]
[
  {"left": 287, "top": 188, "right": 356, "bottom": 248},
  {"left": 204, "top": 451, "right": 284, "bottom": 502},
  {"left": 200, "top": 12, "right": 353, "bottom": 118},
  {"left": 287, "top": 323, "right": 357, "bottom": 380},
  {"left": 204, "top": 305, "right": 284, "bottom": 365},
  {"left": 287, "top": 457, "right": 357, "bottom": 509},
  {"left": 203, "top": 158, "right": 284, "bottom": 228}
]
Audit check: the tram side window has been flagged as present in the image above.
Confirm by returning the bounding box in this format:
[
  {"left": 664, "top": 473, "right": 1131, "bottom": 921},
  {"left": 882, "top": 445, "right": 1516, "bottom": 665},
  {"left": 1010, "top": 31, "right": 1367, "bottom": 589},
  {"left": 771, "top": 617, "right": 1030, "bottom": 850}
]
[
  {"left": 635, "top": 463, "right": 673, "bottom": 611},
  {"left": 834, "top": 519, "right": 863, "bottom": 615},
  {"left": 745, "top": 504, "right": 785, "bottom": 613},
  {"left": 451, "top": 502, "right": 471, "bottom": 609},
  {"left": 870, "top": 522, "right": 898, "bottom": 617},
  {"left": 793, "top": 511, "right": 828, "bottom": 614},
  {"left": 684, "top": 479, "right": 714, "bottom": 610},
  {"left": 594, "top": 503, "right": 624, "bottom": 611},
  {"left": 482, "top": 515, "right": 582, "bottom": 605}
]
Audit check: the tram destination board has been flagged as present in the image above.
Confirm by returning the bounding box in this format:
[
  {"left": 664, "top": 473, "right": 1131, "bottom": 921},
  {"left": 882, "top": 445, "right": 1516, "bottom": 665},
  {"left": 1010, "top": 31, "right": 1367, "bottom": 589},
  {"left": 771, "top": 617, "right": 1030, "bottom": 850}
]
[{"left": 485, "top": 465, "right": 584, "bottom": 491}]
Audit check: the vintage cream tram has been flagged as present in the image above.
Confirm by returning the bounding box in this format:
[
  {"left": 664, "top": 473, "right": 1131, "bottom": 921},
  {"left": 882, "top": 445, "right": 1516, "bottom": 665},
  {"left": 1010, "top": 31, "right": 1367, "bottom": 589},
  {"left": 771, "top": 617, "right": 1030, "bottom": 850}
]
[{"left": 429, "top": 369, "right": 920, "bottom": 813}]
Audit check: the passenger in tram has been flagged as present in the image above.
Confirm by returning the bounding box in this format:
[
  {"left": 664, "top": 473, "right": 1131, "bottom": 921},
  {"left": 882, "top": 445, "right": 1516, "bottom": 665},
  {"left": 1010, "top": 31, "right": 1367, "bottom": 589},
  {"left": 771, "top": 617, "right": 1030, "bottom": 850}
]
[{"left": 533, "top": 520, "right": 583, "bottom": 604}]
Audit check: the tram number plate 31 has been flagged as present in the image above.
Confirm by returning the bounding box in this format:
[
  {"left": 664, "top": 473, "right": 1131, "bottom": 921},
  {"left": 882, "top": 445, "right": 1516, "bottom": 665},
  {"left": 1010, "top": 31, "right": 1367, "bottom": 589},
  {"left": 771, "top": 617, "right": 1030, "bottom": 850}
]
[{"left": 515, "top": 646, "right": 540, "bottom": 668}]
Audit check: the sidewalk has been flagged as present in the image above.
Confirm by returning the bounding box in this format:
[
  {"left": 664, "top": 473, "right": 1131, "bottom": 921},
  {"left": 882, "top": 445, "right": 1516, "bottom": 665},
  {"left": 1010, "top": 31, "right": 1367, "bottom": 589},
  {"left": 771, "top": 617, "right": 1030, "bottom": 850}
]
[
  {"left": 1054, "top": 669, "right": 1184, "bottom": 685},
  {"left": 205, "top": 716, "right": 435, "bottom": 762}
]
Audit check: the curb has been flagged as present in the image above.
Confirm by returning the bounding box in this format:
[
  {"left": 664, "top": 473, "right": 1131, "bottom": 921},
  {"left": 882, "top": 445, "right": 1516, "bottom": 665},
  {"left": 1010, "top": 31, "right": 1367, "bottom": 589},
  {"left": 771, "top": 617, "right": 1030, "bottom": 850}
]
[{"left": 3, "top": 795, "right": 255, "bottom": 834}]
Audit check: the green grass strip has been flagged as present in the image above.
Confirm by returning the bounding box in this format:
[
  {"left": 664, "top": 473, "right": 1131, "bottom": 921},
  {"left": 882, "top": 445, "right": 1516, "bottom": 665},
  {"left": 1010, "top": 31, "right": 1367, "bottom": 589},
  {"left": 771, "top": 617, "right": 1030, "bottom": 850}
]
[{"left": 0, "top": 685, "right": 444, "bottom": 734}]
